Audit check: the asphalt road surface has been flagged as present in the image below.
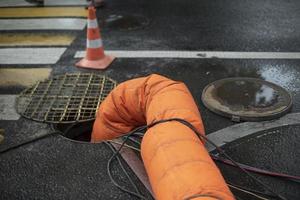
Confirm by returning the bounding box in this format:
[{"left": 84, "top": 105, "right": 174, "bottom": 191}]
[{"left": 0, "top": 0, "right": 299, "bottom": 199}]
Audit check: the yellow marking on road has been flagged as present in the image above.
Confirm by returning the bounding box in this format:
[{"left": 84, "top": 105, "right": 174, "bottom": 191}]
[
  {"left": 0, "top": 129, "right": 4, "bottom": 144},
  {"left": 0, "top": 7, "right": 87, "bottom": 18},
  {"left": 0, "top": 68, "right": 51, "bottom": 87},
  {"left": 0, "top": 134, "right": 4, "bottom": 144},
  {"left": 0, "top": 33, "right": 76, "bottom": 46}
]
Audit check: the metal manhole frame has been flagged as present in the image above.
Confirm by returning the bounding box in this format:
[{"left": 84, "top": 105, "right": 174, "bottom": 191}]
[
  {"left": 201, "top": 77, "right": 293, "bottom": 122},
  {"left": 16, "top": 73, "right": 117, "bottom": 124},
  {"left": 206, "top": 112, "right": 300, "bottom": 152}
]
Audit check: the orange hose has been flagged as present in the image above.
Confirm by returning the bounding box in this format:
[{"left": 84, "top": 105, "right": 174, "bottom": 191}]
[{"left": 92, "top": 74, "right": 235, "bottom": 200}]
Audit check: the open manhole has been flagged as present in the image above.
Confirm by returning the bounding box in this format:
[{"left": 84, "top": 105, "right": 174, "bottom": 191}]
[
  {"left": 100, "top": 14, "right": 150, "bottom": 31},
  {"left": 16, "top": 73, "right": 116, "bottom": 124},
  {"left": 54, "top": 121, "right": 94, "bottom": 142},
  {"left": 202, "top": 77, "right": 292, "bottom": 122}
]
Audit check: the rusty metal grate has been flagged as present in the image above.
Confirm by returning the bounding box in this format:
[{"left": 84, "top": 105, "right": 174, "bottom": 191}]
[{"left": 16, "top": 73, "right": 117, "bottom": 123}]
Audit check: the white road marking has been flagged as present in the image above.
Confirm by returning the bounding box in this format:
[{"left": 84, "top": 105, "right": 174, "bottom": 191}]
[
  {"left": 75, "top": 50, "right": 300, "bottom": 59},
  {"left": 45, "top": 0, "right": 87, "bottom": 6},
  {"left": 0, "top": 19, "right": 86, "bottom": 31},
  {"left": 0, "top": 95, "right": 20, "bottom": 121},
  {"left": 0, "top": 0, "right": 32, "bottom": 7},
  {"left": 0, "top": 0, "right": 86, "bottom": 7},
  {"left": 0, "top": 48, "right": 66, "bottom": 64}
]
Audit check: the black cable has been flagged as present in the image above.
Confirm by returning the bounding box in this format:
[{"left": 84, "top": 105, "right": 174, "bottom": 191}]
[
  {"left": 212, "top": 154, "right": 300, "bottom": 183},
  {"left": 0, "top": 130, "right": 60, "bottom": 154},
  {"left": 140, "top": 118, "right": 287, "bottom": 200},
  {"left": 154, "top": 118, "right": 287, "bottom": 200},
  {"left": 108, "top": 137, "right": 277, "bottom": 200},
  {"left": 106, "top": 126, "right": 148, "bottom": 200},
  {"left": 0, "top": 122, "right": 78, "bottom": 154},
  {"left": 128, "top": 136, "right": 142, "bottom": 145},
  {"left": 103, "top": 118, "right": 288, "bottom": 200},
  {"left": 227, "top": 181, "right": 277, "bottom": 198},
  {"left": 110, "top": 136, "right": 286, "bottom": 200},
  {"left": 106, "top": 142, "right": 145, "bottom": 199}
]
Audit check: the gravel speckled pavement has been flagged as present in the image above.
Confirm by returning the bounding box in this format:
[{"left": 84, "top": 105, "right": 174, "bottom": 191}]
[{"left": 0, "top": 0, "right": 299, "bottom": 199}]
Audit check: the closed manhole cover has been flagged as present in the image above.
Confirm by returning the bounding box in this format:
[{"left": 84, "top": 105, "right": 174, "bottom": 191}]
[
  {"left": 16, "top": 73, "right": 116, "bottom": 123},
  {"left": 202, "top": 78, "right": 292, "bottom": 121},
  {"left": 101, "top": 14, "right": 150, "bottom": 30}
]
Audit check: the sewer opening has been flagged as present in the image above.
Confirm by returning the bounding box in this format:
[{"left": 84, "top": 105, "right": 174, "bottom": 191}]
[
  {"left": 54, "top": 121, "right": 144, "bottom": 151},
  {"left": 54, "top": 121, "right": 94, "bottom": 142}
]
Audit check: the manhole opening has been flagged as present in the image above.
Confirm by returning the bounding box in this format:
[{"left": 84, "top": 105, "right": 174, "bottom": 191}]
[
  {"left": 55, "top": 121, "right": 94, "bottom": 142},
  {"left": 100, "top": 14, "right": 150, "bottom": 31}
]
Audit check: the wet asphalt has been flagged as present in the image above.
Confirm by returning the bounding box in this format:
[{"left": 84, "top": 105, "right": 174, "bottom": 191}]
[{"left": 1, "top": 0, "right": 300, "bottom": 199}]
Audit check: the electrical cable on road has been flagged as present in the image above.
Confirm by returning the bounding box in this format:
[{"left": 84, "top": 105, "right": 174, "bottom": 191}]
[
  {"left": 227, "top": 181, "right": 277, "bottom": 199},
  {"left": 0, "top": 123, "right": 78, "bottom": 154},
  {"left": 118, "top": 138, "right": 300, "bottom": 184},
  {"left": 106, "top": 142, "right": 146, "bottom": 200},
  {"left": 106, "top": 125, "right": 148, "bottom": 200},
  {"left": 108, "top": 138, "right": 271, "bottom": 200},
  {"left": 110, "top": 137, "right": 282, "bottom": 200},
  {"left": 108, "top": 139, "right": 277, "bottom": 200},
  {"left": 107, "top": 140, "right": 278, "bottom": 199},
  {"left": 0, "top": 130, "right": 60, "bottom": 154},
  {"left": 212, "top": 154, "right": 300, "bottom": 183},
  {"left": 109, "top": 140, "right": 141, "bottom": 152},
  {"left": 108, "top": 138, "right": 290, "bottom": 200},
  {"left": 226, "top": 184, "right": 270, "bottom": 200},
  {"left": 107, "top": 118, "right": 288, "bottom": 200},
  {"left": 161, "top": 118, "right": 288, "bottom": 200}
]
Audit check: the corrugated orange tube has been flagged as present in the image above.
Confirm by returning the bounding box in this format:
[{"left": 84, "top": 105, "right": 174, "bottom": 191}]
[{"left": 92, "top": 74, "right": 235, "bottom": 200}]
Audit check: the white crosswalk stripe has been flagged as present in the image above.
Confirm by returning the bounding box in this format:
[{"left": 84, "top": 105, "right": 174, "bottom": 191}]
[
  {"left": 0, "top": 18, "right": 86, "bottom": 31},
  {"left": 0, "top": 48, "right": 66, "bottom": 64},
  {"left": 0, "top": 0, "right": 87, "bottom": 7},
  {"left": 75, "top": 50, "right": 300, "bottom": 59},
  {"left": 0, "top": 95, "right": 20, "bottom": 121}
]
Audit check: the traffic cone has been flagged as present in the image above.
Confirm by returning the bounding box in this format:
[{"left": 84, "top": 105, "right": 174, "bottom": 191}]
[{"left": 76, "top": 6, "right": 115, "bottom": 69}]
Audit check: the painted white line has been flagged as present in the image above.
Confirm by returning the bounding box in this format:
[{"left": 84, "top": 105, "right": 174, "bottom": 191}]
[
  {"left": 0, "top": 48, "right": 66, "bottom": 64},
  {"left": 45, "top": 0, "right": 87, "bottom": 6},
  {"left": 0, "top": 0, "right": 32, "bottom": 7},
  {"left": 75, "top": 50, "right": 300, "bottom": 59},
  {"left": 0, "top": 19, "right": 86, "bottom": 31},
  {"left": 0, "top": 0, "right": 87, "bottom": 7},
  {"left": 0, "top": 95, "right": 20, "bottom": 121}
]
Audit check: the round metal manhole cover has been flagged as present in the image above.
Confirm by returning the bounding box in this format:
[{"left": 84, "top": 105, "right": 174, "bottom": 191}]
[
  {"left": 202, "top": 78, "right": 292, "bottom": 122},
  {"left": 101, "top": 14, "right": 150, "bottom": 31},
  {"left": 16, "top": 73, "right": 117, "bottom": 123}
]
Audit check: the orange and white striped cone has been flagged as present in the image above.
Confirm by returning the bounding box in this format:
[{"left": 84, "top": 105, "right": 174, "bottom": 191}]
[{"left": 76, "top": 6, "right": 115, "bottom": 69}]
